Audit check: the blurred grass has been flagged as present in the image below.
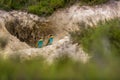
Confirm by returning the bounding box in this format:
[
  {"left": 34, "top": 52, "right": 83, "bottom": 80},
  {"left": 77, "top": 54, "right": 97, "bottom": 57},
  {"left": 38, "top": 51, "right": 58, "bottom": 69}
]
[
  {"left": 0, "top": 0, "right": 110, "bottom": 16},
  {"left": 71, "top": 18, "right": 120, "bottom": 55},
  {"left": 0, "top": 51, "right": 120, "bottom": 79},
  {"left": 80, "top": 0, "right": 109, "bottom": 6},
  {"left": 70, "top": 18, "right": 120, "bottom": 79},
  {"left": 0, "top": 54, "right": 83, "bottom": 80},
  {"left": 0, "top": 0, "right": 80, "bottom": 16}
]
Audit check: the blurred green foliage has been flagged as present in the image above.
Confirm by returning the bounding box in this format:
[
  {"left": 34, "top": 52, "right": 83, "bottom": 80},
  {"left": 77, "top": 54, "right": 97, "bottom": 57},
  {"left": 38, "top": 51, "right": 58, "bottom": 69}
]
[
  {"left": 0, "top": 0, "right": 110, "bottom": 16},
  {"left": 0, "top": 51, "right": 120, "bottom": 79},
  {"left": 71, "top": 18, "right": 120, "bottom": 55},
  {"left": 70, "top": 18, "right": 120, "bottom": 79},
  {"left": 80, "top": 0, "right": 109, "bottom": 5},
  {"left": 28, "top": 0, "right": 65, "bottom": 16},
  {"left": 0, "top": 0, "right": 80, "bottom": 16}
]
